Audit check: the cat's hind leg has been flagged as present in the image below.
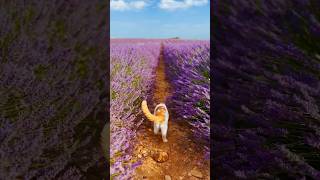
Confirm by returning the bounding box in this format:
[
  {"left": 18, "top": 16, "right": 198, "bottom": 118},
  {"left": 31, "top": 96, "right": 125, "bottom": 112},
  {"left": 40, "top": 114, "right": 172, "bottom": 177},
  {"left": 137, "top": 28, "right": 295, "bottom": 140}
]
[
  {"left": 160, "top": 124, "right": 168, "bottom": 142},
  {"left": 154, "top": 122, "right": 160, "bottom": 135}
]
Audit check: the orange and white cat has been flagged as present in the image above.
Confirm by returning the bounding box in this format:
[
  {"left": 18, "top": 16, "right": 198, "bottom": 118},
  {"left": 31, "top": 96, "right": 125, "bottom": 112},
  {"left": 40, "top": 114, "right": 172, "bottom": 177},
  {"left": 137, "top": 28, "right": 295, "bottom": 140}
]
[{"left": 141, "top": 100, "right": 169, "bottom": 142}]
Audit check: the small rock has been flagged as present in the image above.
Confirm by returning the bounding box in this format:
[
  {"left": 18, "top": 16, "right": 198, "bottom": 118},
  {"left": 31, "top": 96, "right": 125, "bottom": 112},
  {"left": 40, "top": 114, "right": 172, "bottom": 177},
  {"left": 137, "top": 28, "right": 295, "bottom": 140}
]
[
  {"left": 152, "top": 150, "right": 169, "bottom": 163},
  {"left": 138, "top": 154, "right": 142, "bottom": 158},
  {"left": 165, "top": 175, "right": 171, "bottom": 180},
  {"left": 190, "top": 168, "right": 203, "bottom": 178},
  {"left": 142, "top": 149, "right": 147, "bottom": 154},
  {"left": 148, "top": 128, "right": 151, "bottom": 132},
  {"left": 188, "top": 172, "right": 191, "bottom": 176},
  {"left": 179, "top": 176, "right": 183, "bottom": 180}
]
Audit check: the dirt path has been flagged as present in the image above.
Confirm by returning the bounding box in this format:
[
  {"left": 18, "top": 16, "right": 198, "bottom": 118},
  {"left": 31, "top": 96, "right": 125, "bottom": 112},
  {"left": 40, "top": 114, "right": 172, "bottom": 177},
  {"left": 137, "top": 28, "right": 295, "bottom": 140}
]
[{"left": 132, "top": 46, "right": 210, "bottom": 180}]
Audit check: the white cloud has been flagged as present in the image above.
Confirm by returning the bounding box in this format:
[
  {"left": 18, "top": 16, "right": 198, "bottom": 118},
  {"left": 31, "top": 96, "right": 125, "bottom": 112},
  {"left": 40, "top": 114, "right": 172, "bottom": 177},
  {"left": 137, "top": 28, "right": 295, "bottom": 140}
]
[
  {"left": 159, "top": 0, "right": 208, "bottom": 10},
  {"left": 111, "top": 0, "right": 148, "bottom": 11},
  {"left": 131, "top": 1, "right": 147, "bottom": 9},
  {"left": 111, "top": 0, "right": 128, "bottom": 10}
]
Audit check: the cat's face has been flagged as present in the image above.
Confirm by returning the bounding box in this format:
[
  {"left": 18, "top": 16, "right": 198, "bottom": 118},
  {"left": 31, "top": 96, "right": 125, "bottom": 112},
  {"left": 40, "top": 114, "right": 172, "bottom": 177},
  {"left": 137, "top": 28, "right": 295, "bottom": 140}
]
[{"left": 155, "top": 107, "right": 166, "bottom": 117}]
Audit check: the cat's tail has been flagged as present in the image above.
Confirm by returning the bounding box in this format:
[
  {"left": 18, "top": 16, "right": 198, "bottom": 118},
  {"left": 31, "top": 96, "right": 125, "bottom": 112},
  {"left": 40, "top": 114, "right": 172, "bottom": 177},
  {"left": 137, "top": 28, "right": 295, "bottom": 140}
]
[{"left": 141, "top": 100, "right": 164, "bottom": 123}]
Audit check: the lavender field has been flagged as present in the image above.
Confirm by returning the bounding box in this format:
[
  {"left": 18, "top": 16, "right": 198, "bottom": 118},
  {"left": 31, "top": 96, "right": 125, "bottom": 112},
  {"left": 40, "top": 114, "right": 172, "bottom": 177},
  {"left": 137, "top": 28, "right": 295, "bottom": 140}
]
[
  {"left": 163, "top": 41, "right": 210, "bottom": 153},
  {"left": 109, "top": 41, "right": 160, "bottom": 179},
  {"left": 110, "top": 39, "right": 210, "bottom": 179},
  {"left": 213, "top": 0, "right": 320, "bottom": 179},
  {"left": 0, "top": 1, "right": 108, "bottom": 179}
]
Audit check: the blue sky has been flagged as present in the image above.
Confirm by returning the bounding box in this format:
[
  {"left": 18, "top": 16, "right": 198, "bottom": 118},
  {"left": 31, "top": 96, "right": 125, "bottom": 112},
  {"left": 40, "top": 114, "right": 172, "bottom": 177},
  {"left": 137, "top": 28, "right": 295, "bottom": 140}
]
[{"left": 111, "top": 0, "right": 210, "bottom": 40}]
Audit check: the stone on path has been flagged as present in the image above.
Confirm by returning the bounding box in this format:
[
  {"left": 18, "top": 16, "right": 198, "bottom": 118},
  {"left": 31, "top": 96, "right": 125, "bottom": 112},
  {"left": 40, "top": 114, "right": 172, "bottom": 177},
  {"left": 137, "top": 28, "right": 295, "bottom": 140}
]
[
  {"left": 152, "top": 150, "right": 169, "bottom": 163},
  {"left": 190, "top": 168, "right": 203, "bottom": 178},
  {"left": 142, "top": 149, "right": 148, "bottom": 157},
  {"left": 164, "top": 175, "right": 171, "bottom": 180}
]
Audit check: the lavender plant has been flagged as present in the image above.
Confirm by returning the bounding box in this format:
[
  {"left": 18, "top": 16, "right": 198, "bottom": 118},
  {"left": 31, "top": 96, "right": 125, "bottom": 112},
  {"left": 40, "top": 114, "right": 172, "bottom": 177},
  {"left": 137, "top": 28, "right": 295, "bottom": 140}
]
[
  {"left": 110, "top": 41, "right": 160, "bottom": 179},
  {"left": 163, "top": 41, "right": 210, "bottom": 152},
  {"left": 213, "top": 0, "right": 320, "bottom": 178},
  {"left": 0, "top": 1, "right": 108, "bottom": 179}
]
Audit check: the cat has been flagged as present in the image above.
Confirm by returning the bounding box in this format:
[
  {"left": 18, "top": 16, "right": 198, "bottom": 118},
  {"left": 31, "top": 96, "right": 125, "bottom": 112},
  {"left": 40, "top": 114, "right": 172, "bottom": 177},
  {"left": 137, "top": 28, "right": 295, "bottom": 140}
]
[{"left": 141, "top": 100, "right": 169, "bottom": 142}]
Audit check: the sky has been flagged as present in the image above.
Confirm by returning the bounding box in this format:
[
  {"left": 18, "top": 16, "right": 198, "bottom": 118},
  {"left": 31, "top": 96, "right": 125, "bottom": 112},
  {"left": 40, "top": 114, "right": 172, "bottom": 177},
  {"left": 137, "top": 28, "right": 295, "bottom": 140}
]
[{"left": 110, "top": 0, "right": 210, "bottom": 40}]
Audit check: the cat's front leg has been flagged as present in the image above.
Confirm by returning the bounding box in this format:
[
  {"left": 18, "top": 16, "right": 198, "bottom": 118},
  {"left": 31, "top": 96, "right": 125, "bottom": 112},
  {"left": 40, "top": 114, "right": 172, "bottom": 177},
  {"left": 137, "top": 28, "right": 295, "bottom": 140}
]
[{"left": 162, "top": 135, "right": 168, "bottom": 142}]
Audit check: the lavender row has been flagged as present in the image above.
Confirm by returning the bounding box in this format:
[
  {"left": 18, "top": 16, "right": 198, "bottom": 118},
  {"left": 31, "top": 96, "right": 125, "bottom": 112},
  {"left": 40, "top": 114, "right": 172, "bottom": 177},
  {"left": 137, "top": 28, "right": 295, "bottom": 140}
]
[
  {"left": 163, "top": 41, "right": 210, "bottom": 151},
  {"left": 0, "top": 1, "right": 108, "bottom": 179},
  {"left": 109, "top": 42, "right": 160, "bottom": 179},
  {"left": 213, "top": 0, "right": 320, "bottom": 178}
]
